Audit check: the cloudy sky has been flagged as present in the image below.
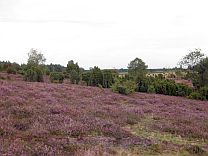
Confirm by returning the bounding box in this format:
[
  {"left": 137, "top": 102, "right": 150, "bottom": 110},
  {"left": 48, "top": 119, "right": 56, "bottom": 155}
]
[{"left": 0, "top": 0, "right": 208, "bottom": 69}]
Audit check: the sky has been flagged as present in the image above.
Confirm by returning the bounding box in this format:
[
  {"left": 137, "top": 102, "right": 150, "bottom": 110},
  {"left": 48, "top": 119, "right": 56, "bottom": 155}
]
[{"left": 0, "top": 0, "right": 208, "bottom": 69}]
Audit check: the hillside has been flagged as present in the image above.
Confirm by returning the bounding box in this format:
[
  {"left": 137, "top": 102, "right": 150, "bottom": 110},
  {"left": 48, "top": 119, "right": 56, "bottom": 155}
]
[{"left": 0, "top": 78, "right": 208, "bottom": 155}]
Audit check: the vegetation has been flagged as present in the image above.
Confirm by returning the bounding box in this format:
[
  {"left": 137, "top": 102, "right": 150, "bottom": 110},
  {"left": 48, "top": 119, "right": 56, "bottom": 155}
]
[
  {"left": 27, "top": 48, "right": 46, "bottom": 67},
  {"left": 1, "top": 48, "right": 208, "bottom": 101},
  {"left": 194, "top": 57, "right": 208, "bottom": 87},
  {"left": 1, "top": 48, "right": 208, "bottom": 155},
  {"left": 49, "top": 72, "right": 64, "bottom": 83},
  {"left": 128, "top": 57, "right": 148, "bottom": 82},
  {"left": 66, "top": 60, "right": 81, "bottom": 84},
  {"left": 24, "top": 49, "right": 46, "bottom": 82},
  {"left": 0, "top": 80, "right": 207, "bottom": 155},
  {"left": 111, "top": 79, "right": 137, "bottom": 95},
  {"left": 46, "top": 63, "right": 65, "bottom": 73},
  {"left": 24, "top": 66, "right": 44, "bottom": 82},
  {"left": 179, "top": 48, "right": 205, "bottom": 69},
  {"left": 82, "top": 68, "right": 118, "bottom": 88},
  {"left": 6, "top": 66, "right": 17, "bottom": 74}
]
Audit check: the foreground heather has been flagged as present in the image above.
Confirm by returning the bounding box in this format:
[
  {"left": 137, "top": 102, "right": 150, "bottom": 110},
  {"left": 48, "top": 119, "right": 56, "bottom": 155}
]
[{"left": 0, "top": 80, "right": 208, "bottom": 155}]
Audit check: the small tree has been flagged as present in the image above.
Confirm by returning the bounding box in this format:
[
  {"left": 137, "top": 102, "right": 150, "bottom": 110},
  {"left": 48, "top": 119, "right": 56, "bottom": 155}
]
[{"left": 25, "top": 49, "right": 46, "bottom": 82}]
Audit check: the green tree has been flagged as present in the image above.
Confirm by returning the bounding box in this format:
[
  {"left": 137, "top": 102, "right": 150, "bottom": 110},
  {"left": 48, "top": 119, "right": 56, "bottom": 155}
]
[
  {"left": 128, "top": 58, "right": 148, "bottom": 81},
  {"left": 194, "top": 57, "right": 208, "bottom": 87},
  {"left": 46, "top": 63, "right": 65, "bottom": 72},
  {"left": 27, "top": 48, "right": 46, "bottom": 67},
  {"left": 24, "top": 49, "right": 46, "bottom": 82},
  {"left": 179, "top": 49, "right": 205, "bottom": 69},
  {"left": 90, "top": 66, "right": 103, "bottom": 86},
  {"left": 180, "top": 49, "right": 206, "bottom": 88},
  {"left": 82, "top": 72, "right": 91, "bottom": 86},
  {"left": 102, "top": 70, "right": 117, "bottom": 88},
  {"left": 66, "top": 60, "right": 81, "bottom": 84}
]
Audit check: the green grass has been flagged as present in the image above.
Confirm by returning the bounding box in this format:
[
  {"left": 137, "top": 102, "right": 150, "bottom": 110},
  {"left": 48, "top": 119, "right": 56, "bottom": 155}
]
[
  {"left": 121, "top": 115, "right": 208, "bottom": 156},
  {"left": 125, "top": 116, "right": 206, "bottom": 146}
]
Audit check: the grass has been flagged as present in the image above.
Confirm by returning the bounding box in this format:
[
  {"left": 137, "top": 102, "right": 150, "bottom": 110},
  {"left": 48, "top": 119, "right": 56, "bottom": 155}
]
[
  {"left": 126, "top": 116, "right": 207, "bottom": 146},
  {"left": 123, "top": 115, "right": 208, "bottom": 155}
]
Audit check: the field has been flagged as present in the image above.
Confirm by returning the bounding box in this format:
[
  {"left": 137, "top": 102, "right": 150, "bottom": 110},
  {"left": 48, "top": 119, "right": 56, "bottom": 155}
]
[{"left": 0, "top": 75, "right": 208, "bottom": 155}]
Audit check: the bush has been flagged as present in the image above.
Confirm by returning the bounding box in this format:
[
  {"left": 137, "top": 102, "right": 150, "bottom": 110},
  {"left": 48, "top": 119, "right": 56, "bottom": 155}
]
[
  {"left": 176, "top": 84, "right": 193, "bottom": 97},
  {"left": 17, "top": 70, "right": 25, "bottom": 75},
  {"left": 188, "top": 92, "right": 205, "bottom": 100},
  {"left": 136, "top": 77, "right": 193, "bottom": 97},
  {"left": 24, "top": 67, "right": 43, "bottom": 82},
  {"left": 111, "top": 80, "right": 136, "bottom": 95},
  {"left": 50, "top": 72, "right": 64, "bottom": 83},
  {"left": 147, "top": 85, "right": 156, "bottom": 93},
  {"left": 199, "top": 86, "right": 208, "bottom": 100},
  {"left": 7, "top": 67, "right": 17, "bottom": 74}
]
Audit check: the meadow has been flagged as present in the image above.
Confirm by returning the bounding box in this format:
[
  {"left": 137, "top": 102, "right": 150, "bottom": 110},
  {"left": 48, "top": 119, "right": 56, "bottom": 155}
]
[{"left": 0, "top": 73, "right": 207, "bottom": 155}]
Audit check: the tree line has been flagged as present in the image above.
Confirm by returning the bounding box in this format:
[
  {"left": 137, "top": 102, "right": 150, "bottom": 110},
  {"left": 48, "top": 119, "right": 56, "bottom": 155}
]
[{"left": 1, "top": 48, "right": 208, "bottom": 100}]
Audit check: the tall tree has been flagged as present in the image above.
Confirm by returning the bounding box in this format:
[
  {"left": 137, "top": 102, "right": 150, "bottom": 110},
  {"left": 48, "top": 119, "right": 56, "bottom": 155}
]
[
  {"left": 27, "top": 48, "right": 46, "bottom": 67},
  {"left": 179, "top": 48, "right": 205, "bottom": 69},
  {"left": 128, "top": 57, "right": 148, "bottom": 81},
  {"left": 66, "top": 60, "right": 81, "bottom": 84},
  {"left": 194, "top": 57, "right": 208, "bottom": 87},
  {"left": 90, "top": 66, "right": 103, "bottom": 86}
]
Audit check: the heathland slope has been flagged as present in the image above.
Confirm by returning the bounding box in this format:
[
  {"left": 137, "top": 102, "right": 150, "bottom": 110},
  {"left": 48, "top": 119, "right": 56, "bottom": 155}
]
[{"left": 0, "top": 79, "right": 208, "bottom": 155}]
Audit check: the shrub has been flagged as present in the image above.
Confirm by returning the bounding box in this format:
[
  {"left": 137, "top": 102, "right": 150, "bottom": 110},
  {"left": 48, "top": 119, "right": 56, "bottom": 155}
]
[
  {"left": 50, "top": 72, "right": 64, "bottom": 83},
  {"left": 7, "top": 67, "right": 17, "bottom": 74},
  {"left": 199, "top": 86, "right": 208, "bottom": 100},
  {"left": 188, "top": 92, "right": 205, "bottom": 100},
  {"left": 147, "top": 85, "right": 156, "bottom": 93},
  {"left": 176, "top": 84, "right": 193, "bottom": 97},
  {"left": 17, "top": 70, "right": 25, "bottom": 75},
  {"left": 111, "top": 79, "right": 136, "bottom": 95},
  {"left": 152, "top": 79, "right": 192, "bottom": 97},
  {"left": 24, "top": 67, "right": 43, "bottom": 82}
]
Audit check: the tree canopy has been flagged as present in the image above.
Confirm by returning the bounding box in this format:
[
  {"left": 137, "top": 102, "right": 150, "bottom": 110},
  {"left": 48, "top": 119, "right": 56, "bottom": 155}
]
[
  {"left": 128, "top": 57, "right": 148, "bottom": 81},
  {"left": 180, "top": 49, "right": 205, "bottom": 69},
  {"left": 194, "top": 57, "right": 208, "bottom": 87},
  {"left": 27, "top": 48, "right": 46, "bottom": 66}
]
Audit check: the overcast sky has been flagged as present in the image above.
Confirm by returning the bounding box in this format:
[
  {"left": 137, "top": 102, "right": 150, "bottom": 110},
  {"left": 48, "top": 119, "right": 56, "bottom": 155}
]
[{"left": 0, "top": 0, "right": 208, "bottom": 69}]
